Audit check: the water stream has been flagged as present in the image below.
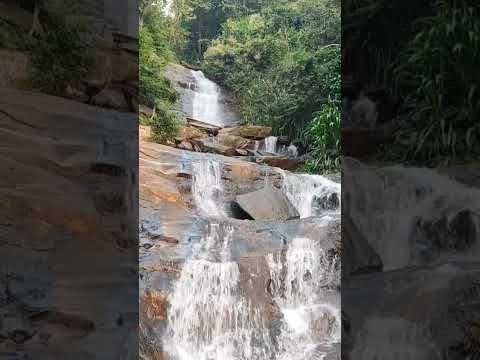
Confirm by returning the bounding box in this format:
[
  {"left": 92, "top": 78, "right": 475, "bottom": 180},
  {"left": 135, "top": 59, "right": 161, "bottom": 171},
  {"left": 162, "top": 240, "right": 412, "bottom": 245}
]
[{"left": 148, "top": 71, "right": 340, "bottom": 360}]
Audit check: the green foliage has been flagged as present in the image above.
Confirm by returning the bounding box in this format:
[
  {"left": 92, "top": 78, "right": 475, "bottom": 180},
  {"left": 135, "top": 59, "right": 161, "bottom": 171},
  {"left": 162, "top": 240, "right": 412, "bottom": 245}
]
[
  {"left": 386, "top": 0, "right": 480, "bottom": 165},
  {"left": 139, "top": 3, "right": 181, "bottom": 144},
  {"left": 139, "top": 26, "right": 177, "bottom": 107},
  {"left": 0, "top": 20, "right": 31, "bottom": 50},
  {"left": 149, "top": 101, "right": 180, "bottom": 144},
  {"left": 202, "top": 0, "right": 340, "bottom": 170},
  {"left": 29, "top": 0, "right": 94, "bottom": 95},
  {"left": 304, "top": 98, "right": 341, "bottom": 172}
]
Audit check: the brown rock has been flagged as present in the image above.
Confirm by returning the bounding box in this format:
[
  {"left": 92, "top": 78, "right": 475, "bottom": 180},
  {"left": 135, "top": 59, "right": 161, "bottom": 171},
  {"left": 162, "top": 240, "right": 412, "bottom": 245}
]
[
  {"left": 256, "top": 156, "right": 304, "bottom": 171},
  {"left": 186, "top": 118, "right": 221, "bottom": 134},
  {"left": 177, "top": 140, "right": 194, "bottom": 151},
  {"left": 219, "top": 125, "right": 272, "bottom": 140},
  {"left": 192, "top": 138, "right": 236, "bottom": 156},
  {"left": 178, "top": 125, "right": 208, "bottom": 140},
  {"left": 215, "top": 133, "right": 254, "bottom": 149},
  {"left": 150, "top": 234, "right": 179, "bottom": 244},
  {"left": 140, "top": 125, "right": 152, "bottom": 142}
]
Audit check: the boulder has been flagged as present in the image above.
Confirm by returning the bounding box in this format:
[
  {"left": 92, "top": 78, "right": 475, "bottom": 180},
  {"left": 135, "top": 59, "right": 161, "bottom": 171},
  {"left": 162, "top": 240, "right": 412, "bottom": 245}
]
[
  {"left": 219, "top": 125, "right": 272, "bottom": 140},
  {"left": 186, "top": 118, "right": 221, "bottom": 135},
  {"left": 256, "top": 155, "right": 304, "bottom": 171},
  {"left": 176, "top": 140, "right": 194, "bottom": 151},
  {"left": 88, "top": 47, "right": 138, "bottom": 85},
  {"left": 235, "top": 187, "right": 300, "bottom": 220},
  {"left": 215, "top": 133, "right": 254, "bottom": 149},
  {"left": 178, "top": 125, "right": 208, "bottom": 141},
  {"left": 91, "top": 88, "right": 129, "bottom": 110},
  {"left": 191, "top": 138, "right": 236, "bottom": 156},
  {"left": 342, "top": 214, "right": 383, "bottom": 276}
]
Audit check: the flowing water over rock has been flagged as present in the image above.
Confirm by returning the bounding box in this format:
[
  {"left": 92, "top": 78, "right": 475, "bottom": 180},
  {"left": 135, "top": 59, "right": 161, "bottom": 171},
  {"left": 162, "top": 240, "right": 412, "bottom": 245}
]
[
  {"left": 343, "top": 157, "right": 480, "bottom": 270},
  {"left": 165, "top": 223, "right": 274, "bottom": 360},
  {"left": 192, "top": 159, "right": 225, "bottom": 216},
  {"left": 140, "top": 71, "right": 341, "bottom": 360},
  {"left": 267, "top": 236, "right": 340, "bottom": 360},
  {"left": 264, "top": 136, "right": 278, "bottom": 154},
  {"left": 281, "top": 172, "right": 341, "bottom": 218}
]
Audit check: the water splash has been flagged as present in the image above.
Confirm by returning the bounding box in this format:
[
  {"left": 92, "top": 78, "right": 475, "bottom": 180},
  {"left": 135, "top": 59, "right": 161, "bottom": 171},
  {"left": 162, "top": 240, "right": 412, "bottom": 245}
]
[
  {"left": 192, "top": 160, "right": 224, "bottom": 217},
  {"left": 343, "top": 158, "right": 480, "bottom": 270},
  {"left": 286, "top": 144, "right": 298, "bottom": 158},
  {"left": 264, "top": 136, "right": 278, "bottom": 154},
  {"left": 165, "top": 224, "right": 273, "bottom": 360},
  {"left": 191, "top": 71, "right": 223, "bottom": 126},
  {"left": 267, "top": 237, "right": 340, "bottom": 360},
  {"left": 281, "top": 172, "right": 341, "bottom": 218}
]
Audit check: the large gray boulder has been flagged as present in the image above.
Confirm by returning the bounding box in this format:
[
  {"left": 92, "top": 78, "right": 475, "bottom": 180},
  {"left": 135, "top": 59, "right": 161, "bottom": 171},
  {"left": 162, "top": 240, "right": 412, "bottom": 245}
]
[{"left": 235, "top": 186, "right": 300, "bottom": 221}]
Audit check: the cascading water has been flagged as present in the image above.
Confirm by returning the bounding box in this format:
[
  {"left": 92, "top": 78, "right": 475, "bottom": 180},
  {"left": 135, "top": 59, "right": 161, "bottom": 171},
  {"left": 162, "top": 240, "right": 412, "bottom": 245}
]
[
  {"left": 191, "top": 71, "right": 224, "bottom": 127},
  {"left": 192, "top": 159, "right": 224, "bottom": 217},
  {"left": 165, "top": 223, "right": 273, "bottom": 360},
  {"left": 343, "top": 158, "right": 480, "bottom": 270},
  {"left": 264, "top": 136, "right": 278, "bottom": 154},
  {"left": 267, "top": 237, "right": 341, "bottom": 360},
  {"left": 281, "top": 172, "right": 341, "bottom": 218}
]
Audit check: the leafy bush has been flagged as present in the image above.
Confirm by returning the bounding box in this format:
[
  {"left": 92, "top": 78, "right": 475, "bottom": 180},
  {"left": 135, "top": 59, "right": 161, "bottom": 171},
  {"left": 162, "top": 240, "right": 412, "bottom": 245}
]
[
  {"left": 148, "top": 101, "right": 180, "bottom": 144},
  {"left": 0, "top": 20, "right": 31, "bottom": 50},
  {"left": 388, "top": 0, "right": 480, "bottom": 165},
  {"left": 29, "top": 0, "right": 94, "bottom": 95},
  {"left": 305, "top": 98, "right": 341, "bottom": 172}
]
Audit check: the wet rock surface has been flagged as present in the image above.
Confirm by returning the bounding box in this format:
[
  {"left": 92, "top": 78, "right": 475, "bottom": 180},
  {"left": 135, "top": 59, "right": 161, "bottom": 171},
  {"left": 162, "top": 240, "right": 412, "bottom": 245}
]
[
  {"left": 139, "top": 139, "right": 341, "bottom": 359},
  {"left": 0, "top": 89, "right": 138, "bottom": 358}
]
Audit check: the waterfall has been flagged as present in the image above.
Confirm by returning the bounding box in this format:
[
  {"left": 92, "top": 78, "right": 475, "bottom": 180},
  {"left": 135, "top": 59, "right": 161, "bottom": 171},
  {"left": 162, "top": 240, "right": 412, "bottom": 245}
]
[
  {"left": 191, "top": 71, "right": 223, "bottom": 127},
  {"left": 164, "top": 0, "right": 174, "bottom": 17},
  {"left": 264, "top": 136, "right": 278, "bottom": 154},
  {"left": 267, "top": 237, "right": 341, "bottom": 360},
  {"left": 281, "top": 172, "right": 341, "bottom": 218},
  {"left": 192, "top": 160, "right": 224, "bottom": 217},
  {"left": 165, "top": 224, "right": 273, "bottom": 360}
]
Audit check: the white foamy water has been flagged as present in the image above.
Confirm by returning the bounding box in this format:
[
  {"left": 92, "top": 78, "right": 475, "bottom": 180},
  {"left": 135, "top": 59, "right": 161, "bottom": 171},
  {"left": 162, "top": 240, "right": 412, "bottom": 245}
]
[
  {"left": 165, "top": 224, "right": 273, "bottom": 360},
  {"left": 343, "top": 158, "right": 480, "bottom": 270},
  {"left": 192, "top": 160, "right": 224, "bottom": 217},
  {"left": 264, "top": 136, "right": 278, "bottom": 154},
  {"left": 282, "top": 172, "right": 341, "bottom": 218},
  {"left": 191, "top": 71, "right": 223, "bottom": 127},
  {"left": 267, "top": 237, "right": 340, "bottom": 360}
]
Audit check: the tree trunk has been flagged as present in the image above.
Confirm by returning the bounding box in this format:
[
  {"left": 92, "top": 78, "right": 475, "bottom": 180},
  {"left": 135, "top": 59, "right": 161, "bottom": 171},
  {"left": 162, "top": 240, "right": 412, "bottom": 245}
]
[{"left": 28, "top": 0, "right": 41, "bottom": 37}]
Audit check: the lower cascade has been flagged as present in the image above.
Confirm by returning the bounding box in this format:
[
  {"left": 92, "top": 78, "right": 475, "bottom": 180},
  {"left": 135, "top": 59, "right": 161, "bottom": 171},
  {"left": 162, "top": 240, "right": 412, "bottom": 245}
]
[
  {"left": 164, "top": 224, "right": 273, "bottom": 360},
  {"left": 160, "top": 157, "right": 341, "bottom": 359},
  {"left": 267, "top": 237, "right": 340, "bottom": 360}
]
